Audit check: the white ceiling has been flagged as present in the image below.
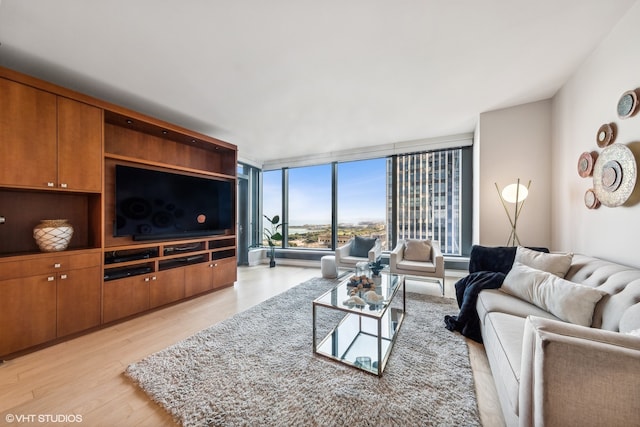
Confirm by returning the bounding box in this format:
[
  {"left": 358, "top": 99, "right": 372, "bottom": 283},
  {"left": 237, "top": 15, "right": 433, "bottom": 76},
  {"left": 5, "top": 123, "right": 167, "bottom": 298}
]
[{"left": 0, "top": 0, "right": 636, "bottom": 165}]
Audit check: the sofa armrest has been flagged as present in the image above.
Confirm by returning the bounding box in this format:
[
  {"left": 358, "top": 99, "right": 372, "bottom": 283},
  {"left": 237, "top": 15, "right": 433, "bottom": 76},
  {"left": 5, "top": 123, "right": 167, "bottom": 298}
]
[
  {"left": 389, "top": 240, "right": 405, "bottom": 269},
  {"left": 431, "top": 240, "right": 445, "bottom": 279},
  {"left": 519, "top": 316, "right": 640, "bottom": 427},
  {"left": 368, "top": 238, "right": 382, "bottom": 262},
  {"left": 334, "top": 240, "right": 352, "bottom": 265}
]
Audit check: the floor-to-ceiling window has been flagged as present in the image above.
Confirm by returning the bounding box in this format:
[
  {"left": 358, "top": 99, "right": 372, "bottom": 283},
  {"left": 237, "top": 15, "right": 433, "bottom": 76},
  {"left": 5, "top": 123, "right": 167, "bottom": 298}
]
[
  {"left": 262, "top": 169, "right": 282, "bottom": 247},
  {"left": 394, "top": 149, "right": 462, "bottom": 255},
  {"left": 287, "top": 164, "right": 332, "bottom": 248},
  {"left": 237, "top": 162, "right": 261, "bottom": 265},
  {"left": 260, "top": 146, "right": 469, "bottom": 257},
  {"left": 337, "top": 158, "right": 388, "bottom": 250}
]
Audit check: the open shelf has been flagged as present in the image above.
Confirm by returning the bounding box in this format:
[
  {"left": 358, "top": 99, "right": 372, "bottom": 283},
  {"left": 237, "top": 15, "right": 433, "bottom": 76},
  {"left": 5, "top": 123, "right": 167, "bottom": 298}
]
[
  {"left": 104, "top": 263, "right": 154, "bottom": 282},
  {"left": 159, "top": 254, "right": 208, "bottom": 271},
  {"left": 0, "top": 189, "right": 101, "bottom": 257}
]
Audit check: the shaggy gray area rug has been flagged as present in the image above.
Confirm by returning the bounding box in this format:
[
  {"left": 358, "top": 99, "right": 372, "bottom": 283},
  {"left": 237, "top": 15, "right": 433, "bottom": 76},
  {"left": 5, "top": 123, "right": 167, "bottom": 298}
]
[{"left": 125, "top": 277, "right": 480, "bottom": 426}]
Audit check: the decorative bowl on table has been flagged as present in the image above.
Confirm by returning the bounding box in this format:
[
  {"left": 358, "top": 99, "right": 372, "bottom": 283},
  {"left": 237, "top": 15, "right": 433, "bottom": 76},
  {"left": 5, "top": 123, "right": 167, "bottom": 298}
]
[{"left": 348, "top": 275, "right": 375, "bottom": 289}]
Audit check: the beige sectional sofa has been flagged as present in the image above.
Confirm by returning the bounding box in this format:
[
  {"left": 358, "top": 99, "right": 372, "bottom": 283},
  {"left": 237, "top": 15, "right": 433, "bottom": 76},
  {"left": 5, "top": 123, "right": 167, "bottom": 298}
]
[{"left": 477, "top": 251, "right": 640, "bottom": 426}]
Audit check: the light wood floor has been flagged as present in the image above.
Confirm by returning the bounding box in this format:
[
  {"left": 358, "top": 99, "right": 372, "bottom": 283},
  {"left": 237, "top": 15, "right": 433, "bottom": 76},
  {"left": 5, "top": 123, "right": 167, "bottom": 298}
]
[{"left": 0, "top": 266, "right": 505, "bottom": 426}]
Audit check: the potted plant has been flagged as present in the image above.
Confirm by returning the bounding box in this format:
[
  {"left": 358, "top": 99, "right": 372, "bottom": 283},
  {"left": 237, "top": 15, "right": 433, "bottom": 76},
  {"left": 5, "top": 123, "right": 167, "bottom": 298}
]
[
  {"left": 263, "top": 214, "right": 283, "bottom": 267},
  {"left": 368, "top": 258, "right": 384, "bottom": 276}
]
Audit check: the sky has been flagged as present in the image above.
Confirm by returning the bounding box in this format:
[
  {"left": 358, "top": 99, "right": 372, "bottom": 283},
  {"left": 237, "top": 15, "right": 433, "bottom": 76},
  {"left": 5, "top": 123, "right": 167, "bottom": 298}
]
[{"left": 263, "top": 158, "right": 386, "bottom": 226}]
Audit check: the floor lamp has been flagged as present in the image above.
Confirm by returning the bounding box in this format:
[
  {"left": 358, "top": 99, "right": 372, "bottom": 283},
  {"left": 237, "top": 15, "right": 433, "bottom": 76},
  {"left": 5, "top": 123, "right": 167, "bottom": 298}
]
[{"left": 495, "top": 179, "right": 531, "bottom": 246}]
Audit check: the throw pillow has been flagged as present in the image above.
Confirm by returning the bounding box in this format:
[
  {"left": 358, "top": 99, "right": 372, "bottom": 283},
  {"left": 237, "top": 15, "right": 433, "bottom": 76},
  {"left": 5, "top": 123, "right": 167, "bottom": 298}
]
[
  {"left": 349, "top": 236, "right": 376, "bottom": 258},
  {"left": 515, "top": 246, "right": 573, "bottom": 278},
  {"left": 501, "top": 262, "right": 608, "bottom": 327},
  {"left": 404, "top": 239, "right": 432, "bottom": 261}
]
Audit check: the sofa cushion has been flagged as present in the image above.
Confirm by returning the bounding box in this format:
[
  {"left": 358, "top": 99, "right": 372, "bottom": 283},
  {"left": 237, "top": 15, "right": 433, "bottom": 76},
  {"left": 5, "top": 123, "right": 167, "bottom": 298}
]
[
  {"left": 515, "top": 246, "right": 573, "bottom": 278},
  {"left": 477, "top": 289, "right": 560, "bottom": 325},
  {"left": 337, "top": 255, "right": 365, "bottom": 267},
  {"left": 502, "top": 262, "right": 608, "bottom": 326},
  {"left": 403, "top": 239, "right": 432, "bottom": 261},
  {"left": 620, "top": 304, "right": 640, "bottom": 333},
  {"left": 349, "top": 236, "right": 376, "bottom": 257},
  {"left": 396, "top": 259, "right": 436, "bottom": 273},
  {"left": 482, "top": 312, "right": 526, "bottom": 416}
]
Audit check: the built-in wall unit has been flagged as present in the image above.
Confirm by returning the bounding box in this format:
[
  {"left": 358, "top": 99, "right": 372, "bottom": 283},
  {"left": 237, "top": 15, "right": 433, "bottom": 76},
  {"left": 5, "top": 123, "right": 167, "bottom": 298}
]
[{"left": 0, "top": 66, "right": 237, "bottom": 358}]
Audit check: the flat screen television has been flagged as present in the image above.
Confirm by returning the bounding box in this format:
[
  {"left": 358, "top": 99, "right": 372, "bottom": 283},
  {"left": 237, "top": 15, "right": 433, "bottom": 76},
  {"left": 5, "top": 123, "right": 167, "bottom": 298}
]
[{"left": 114, "top": 164, "right": 233, "bottom": 241}]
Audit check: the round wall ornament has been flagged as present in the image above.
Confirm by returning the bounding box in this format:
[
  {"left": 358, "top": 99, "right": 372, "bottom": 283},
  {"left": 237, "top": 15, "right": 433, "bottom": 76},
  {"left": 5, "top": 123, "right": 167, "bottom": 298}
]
[
  {"left": 577, "top": 151, "right": 596, "bottom": 177},
  {"left": 592, "top": 144, "right": 637, "bottom": 207},
  {"left": 596, "top": 123, "right": 615, "bottom": 147},
  {"left": 584, "top": 188, "right": 600, "bottom": 209},
  {"left": 617, "top": 89, "right": 638, "bottom": 119}
]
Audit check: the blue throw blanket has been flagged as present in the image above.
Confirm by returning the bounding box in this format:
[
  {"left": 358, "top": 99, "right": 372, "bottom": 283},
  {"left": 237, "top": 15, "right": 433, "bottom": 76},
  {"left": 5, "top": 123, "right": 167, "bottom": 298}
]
[
  {"left": 444, "top": 245, "right": 549, "bottom": 343},
  {"left": 444, "top": 271, "right": 505, "bottom": 342}
]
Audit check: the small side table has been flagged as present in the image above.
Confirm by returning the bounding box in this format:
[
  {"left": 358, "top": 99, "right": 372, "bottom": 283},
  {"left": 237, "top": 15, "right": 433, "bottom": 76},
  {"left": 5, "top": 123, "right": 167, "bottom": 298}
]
[{"left": 321, "top": 255, "right": 337, "bottom": 279}]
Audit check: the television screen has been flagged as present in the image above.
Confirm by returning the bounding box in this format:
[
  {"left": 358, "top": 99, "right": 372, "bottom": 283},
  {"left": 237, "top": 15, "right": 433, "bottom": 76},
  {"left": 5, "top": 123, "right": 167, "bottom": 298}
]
[{"left": 114, "top": 165, "right": 233, "bottom": 240}]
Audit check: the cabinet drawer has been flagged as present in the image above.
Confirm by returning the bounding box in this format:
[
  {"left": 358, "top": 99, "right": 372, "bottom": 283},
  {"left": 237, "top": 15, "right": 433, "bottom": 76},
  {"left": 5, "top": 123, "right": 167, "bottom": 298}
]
[
  {"left": 0, "top": 251, "right": 101, "bottom": 280},
  {"left": 66, "top": 252, "right": 102, "bottom": 270}
]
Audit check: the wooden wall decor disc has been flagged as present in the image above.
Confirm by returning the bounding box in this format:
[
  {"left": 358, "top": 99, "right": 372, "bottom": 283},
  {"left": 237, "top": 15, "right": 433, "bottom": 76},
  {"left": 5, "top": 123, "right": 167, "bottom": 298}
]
[
  {"left": 596, "top": 123, "right": 615, "bottom": 148},
  {"left": 617, "top": 89, "right": 638, "bottom": 119},
  {"left": 577, "top": 151, "right": 596, "bottom": 177},
  {"left": 584, "top": 188, "right": 600, "bottom": 209},
  {"left": 592, "top": 144, "right": 637, "bottom": 207}
]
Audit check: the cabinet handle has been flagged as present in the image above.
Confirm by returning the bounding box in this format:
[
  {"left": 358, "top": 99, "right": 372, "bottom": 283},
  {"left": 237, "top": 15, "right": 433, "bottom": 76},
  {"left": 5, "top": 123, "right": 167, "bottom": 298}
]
[
  {"left": 60, "top": 183, "right": 68, "bottom": 188},
  {"left": 208, "top": 264, "right": 214, "bottom": 268},
  {"left": 60, "top": 274, "right": 68, "bottom": 280},
  {"left": 47, "top": 276, "right": 55, "bottom": 282},
  {"left": 54, "top": 263, "right": 61, "bottom": 268},
  {"left": 151, "top": 276, "right": 157, "bottom": 281},
  {"left": 47, "top": 182, "right": 55, "bottom": 187},
  {"left": 144, "top": 277, "right": 150, "bottom": 282}
]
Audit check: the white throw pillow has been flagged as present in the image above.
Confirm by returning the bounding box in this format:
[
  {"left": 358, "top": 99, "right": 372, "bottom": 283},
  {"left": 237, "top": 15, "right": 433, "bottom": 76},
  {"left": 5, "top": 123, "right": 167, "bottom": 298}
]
[
  {"left": 404, "top": 239, "right": 432, "bottom": 262},
  {"left": 515, "top": 246, "right": 573, "bottom": 278},
  {"left": 502, "top": 262, "right": 608, "bottom": 327}
]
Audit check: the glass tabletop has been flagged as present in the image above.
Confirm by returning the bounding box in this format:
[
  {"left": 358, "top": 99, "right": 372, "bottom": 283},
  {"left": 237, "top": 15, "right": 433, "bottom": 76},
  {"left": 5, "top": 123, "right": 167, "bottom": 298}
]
[{"left": 314, "top": 271, "right": 403, "bottom": 318}]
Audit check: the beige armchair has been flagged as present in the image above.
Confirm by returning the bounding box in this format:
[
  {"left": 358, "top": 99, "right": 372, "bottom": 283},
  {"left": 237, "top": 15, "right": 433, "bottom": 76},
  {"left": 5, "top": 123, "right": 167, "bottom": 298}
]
[
  {"left": 334, "top": 236, "right": 382, "bottom": 272},
  {"left": 390, "top": 239, "right": 445, "bottom": 294}
]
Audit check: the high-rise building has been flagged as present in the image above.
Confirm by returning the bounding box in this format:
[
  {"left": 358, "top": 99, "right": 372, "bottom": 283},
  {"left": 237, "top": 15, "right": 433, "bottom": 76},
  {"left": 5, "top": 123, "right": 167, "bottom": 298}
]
[{"left": 389, "top": 149, "right": 462, "bottom": 255}]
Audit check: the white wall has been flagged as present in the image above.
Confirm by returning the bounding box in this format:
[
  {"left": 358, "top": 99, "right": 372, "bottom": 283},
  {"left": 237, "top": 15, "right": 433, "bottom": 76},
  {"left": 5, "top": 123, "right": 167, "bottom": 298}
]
[
  {"left": 551, "top": 1, "right": 640, "bottom": 267},
  {"left": 475, "top": 100, "right": 552, "bottom": 248}
]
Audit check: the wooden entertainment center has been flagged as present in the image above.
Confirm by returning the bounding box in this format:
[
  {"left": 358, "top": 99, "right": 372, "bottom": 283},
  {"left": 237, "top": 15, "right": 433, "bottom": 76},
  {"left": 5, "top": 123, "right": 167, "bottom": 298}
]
[{"left": 0, "top": 66, "right": 237, "bottom": 358}]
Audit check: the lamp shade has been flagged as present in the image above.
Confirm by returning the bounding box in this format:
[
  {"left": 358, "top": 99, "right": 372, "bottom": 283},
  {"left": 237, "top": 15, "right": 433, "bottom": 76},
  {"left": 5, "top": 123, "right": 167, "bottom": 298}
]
[{"left": 501, "top": 183, "right": 529, "bottom": 203}]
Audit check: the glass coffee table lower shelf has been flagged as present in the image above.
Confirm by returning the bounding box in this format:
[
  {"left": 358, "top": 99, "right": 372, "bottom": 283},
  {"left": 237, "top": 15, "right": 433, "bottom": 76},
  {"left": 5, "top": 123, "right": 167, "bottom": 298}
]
[{"left": 312, "top": 272, "right": 405, "bottom": 376}]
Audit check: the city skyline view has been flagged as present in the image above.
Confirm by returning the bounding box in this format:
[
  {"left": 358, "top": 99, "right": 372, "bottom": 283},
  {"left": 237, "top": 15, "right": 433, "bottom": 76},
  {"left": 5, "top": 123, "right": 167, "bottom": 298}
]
[
  {"left": 262, "top": 148, "right": 463, "bottom": 255},
  {"left": 263, "top": 158, "right": 387, "bottom": 226}
]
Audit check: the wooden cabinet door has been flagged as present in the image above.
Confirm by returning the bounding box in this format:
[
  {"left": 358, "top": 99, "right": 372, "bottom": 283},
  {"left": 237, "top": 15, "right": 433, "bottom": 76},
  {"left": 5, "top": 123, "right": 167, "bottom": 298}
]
[
  {"left": 150, "top": 268, "right": 185, "bottom": 309},
  {"left": 0, "top": 78, "right": 57, "bottom": 188},
  {"left": 211, "top": 257, "right": 237, "bottom": 289},
  {"left": 103, "top": 275, "right": 150, "bottom": 323},
  {"left": 0, "top": 275, "right": 57, "bottom": 356},
  {"left": 57, "top": 266, "right": 102, "bottom": 337},
  {"left": 57, "top": 97, "right": 103, "bottom": 192},
  {"left": 184, "top": 262, "right": 214, "bottom": 298}
]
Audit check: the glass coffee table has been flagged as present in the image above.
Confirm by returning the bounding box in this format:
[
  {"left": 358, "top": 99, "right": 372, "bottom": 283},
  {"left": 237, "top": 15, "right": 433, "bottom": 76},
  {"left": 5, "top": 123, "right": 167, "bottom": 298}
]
[{"left": 312, "top": 271, "right": 406, "bottom": 376}]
